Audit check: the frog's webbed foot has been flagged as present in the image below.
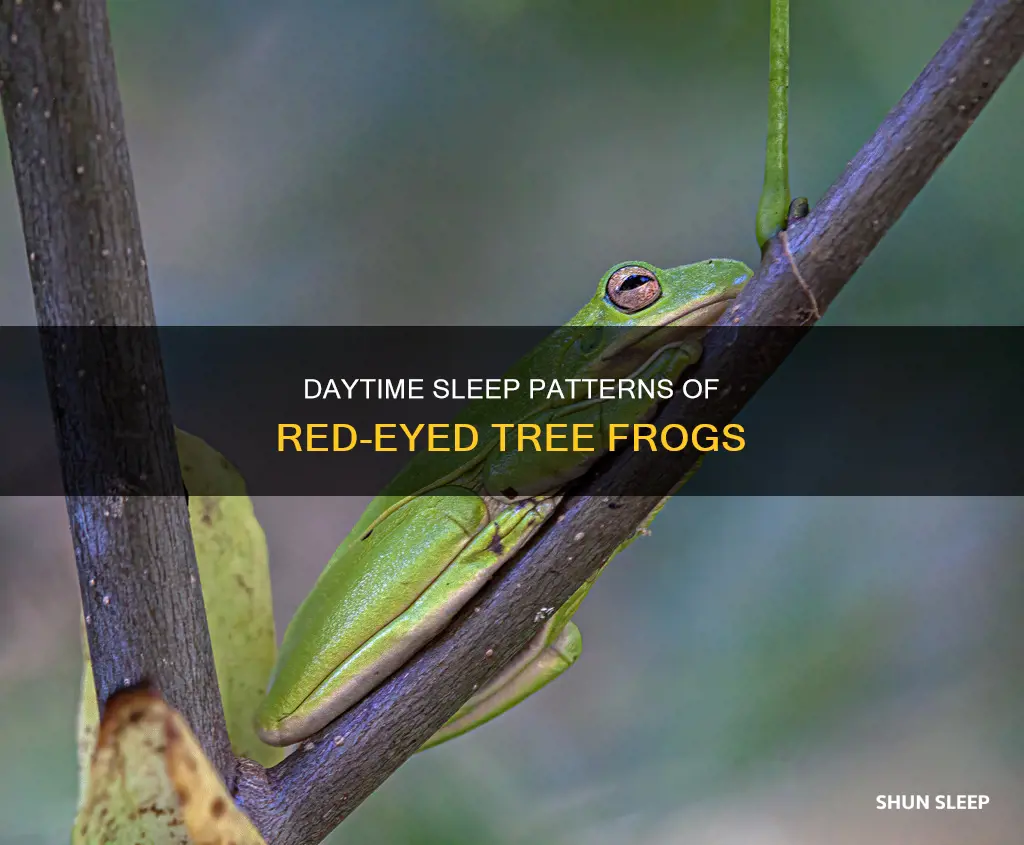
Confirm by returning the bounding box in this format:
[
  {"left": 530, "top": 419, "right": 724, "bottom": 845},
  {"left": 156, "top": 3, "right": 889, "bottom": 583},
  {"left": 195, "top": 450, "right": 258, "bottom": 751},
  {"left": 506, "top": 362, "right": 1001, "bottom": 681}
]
[{"left": 419, "top": 619, "right": 582, "bottom": 751}]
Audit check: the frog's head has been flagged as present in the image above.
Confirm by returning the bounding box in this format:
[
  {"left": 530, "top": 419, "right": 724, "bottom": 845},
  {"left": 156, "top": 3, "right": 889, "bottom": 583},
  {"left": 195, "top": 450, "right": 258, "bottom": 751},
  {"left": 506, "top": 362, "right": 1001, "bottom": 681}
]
[{"left": 565, "top": 258, "right": 751, "bottom": 378}]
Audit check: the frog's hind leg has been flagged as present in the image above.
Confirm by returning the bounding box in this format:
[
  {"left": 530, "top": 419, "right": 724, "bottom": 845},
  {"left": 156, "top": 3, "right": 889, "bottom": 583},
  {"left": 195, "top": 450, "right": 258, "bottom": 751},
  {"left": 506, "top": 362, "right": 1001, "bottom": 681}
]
[
  {"left": 420, "top": 524, "right": 636, "bottom": 750},
  {"left": 419, "top": 618, "right": 582, "bottom": 751}
]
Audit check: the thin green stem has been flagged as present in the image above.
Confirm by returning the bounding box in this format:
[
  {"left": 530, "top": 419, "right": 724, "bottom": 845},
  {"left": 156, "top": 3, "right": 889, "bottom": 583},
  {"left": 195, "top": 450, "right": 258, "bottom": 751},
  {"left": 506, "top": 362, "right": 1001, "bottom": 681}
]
[{"left": 756, "top": 0, "right": 791, "bottom": 250}]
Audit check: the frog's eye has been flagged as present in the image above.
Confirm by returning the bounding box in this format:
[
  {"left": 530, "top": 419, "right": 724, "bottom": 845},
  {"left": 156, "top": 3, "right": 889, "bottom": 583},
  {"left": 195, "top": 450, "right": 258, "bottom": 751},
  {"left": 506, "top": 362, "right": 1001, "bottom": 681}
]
[{"left": 606, "top": 265, "right": 661, "bottom": 313}]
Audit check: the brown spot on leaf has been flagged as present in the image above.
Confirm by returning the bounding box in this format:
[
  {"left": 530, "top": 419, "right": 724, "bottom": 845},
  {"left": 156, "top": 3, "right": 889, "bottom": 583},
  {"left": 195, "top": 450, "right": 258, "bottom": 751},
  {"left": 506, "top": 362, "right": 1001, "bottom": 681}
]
[
  {"left": 234, "top": 572, "right": 253, "bottom": 598},
  {"left": 211, "top": 796, "right": 226, "bottom": 817},
  {"left": 199, "top": 497, "right": 219, "bottom": 525}
]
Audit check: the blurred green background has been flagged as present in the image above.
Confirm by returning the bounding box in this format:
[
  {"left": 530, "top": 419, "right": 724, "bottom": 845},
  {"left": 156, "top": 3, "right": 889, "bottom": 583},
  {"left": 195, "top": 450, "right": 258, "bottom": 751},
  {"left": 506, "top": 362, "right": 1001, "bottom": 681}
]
[{"left": 1, "top": 0, "right": 1022, "bottom": 843}]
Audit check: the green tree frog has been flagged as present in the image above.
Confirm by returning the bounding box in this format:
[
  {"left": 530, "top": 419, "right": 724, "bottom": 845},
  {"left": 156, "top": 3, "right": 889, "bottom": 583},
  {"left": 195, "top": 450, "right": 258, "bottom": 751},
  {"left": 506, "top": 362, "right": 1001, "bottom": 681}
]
[
  {"left": 256, "top": 0, "right": 798, "bottom": 752},
  {"left": 255, "top": 259, "right": 751, "bottom": 747}
]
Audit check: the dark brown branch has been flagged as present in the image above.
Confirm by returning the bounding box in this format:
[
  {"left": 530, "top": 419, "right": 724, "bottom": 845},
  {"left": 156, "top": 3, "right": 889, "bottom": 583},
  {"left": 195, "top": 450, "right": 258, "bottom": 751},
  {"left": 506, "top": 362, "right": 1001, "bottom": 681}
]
[
  {"left": 235, "top": 0, "right": 1024, "bottom": 841},
  {"left": 0, "top": 0, "right": 233, "bottom": 782}
]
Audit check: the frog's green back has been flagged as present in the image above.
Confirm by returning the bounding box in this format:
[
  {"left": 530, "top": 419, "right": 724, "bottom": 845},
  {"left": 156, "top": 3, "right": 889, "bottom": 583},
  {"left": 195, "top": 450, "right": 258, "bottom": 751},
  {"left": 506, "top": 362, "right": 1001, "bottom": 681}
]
[
  {"left": 362, "top": 256, "right": 752, "bottom": 512},
  {"left": 331, "top": 323, "right": 587, "bottom": 549}
]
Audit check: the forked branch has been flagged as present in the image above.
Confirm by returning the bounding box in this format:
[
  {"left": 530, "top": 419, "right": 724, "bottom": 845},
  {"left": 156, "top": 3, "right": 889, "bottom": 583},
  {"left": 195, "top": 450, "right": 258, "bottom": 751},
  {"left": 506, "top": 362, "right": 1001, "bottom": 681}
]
[{"left": 1, "top": 0, "right": 1021, "bottom": 844}]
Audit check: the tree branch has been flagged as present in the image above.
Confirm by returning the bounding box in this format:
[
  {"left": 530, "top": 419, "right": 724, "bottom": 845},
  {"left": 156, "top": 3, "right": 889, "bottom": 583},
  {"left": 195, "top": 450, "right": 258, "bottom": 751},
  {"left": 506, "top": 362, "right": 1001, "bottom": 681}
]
[
  {"left": 0, "top": 0, "right": 234, "bottom": 782},
  {"left": 234, "top": 0, "right": 1024, "bottom": 842}
]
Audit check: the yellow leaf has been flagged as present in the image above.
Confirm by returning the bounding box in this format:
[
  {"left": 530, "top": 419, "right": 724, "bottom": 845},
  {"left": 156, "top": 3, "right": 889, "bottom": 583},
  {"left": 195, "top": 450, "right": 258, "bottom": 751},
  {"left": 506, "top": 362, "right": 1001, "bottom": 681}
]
[
  {"left": 76, "top": 622, "right": 99, "bottom": 813},
  {"left": 77, "top": 429, "right": 283, "bottom": 814},
  {"left": 73, "top": 687, "right": 268, "bottom": 845},
  {"left": 177, "top": 429, "right": 284, "bottom": 768}
]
